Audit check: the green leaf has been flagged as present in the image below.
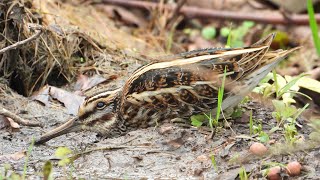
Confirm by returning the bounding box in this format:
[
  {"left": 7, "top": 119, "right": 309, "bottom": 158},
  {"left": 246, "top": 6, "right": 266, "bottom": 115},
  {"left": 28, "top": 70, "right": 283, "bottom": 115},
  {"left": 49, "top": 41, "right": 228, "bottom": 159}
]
[
  {"left": 201, "top": 26, "right": 216, "bottom": 40},
  {"left": 231, "top": 108, "right": 243, "bottom": 118},
  {"left": 269, "top": 126, "right": 282, "bottom": 134},
  {"left": 260, "top": 73, "right": 273, "bottom": 84},
  {"left": 239, "top": 166, "right": 248, "bottom": 180},
  {"left": 55, "top": 147, "right": 72, "bottom": 158},
  {"left": 275, "top": 74, "right": 287, "bottom": 92},
  {"left": 232, "top": 40, "right": 244, "bottom": 47},
  {"left": 253, "top": 124, "right": 262, "bottom": 134},
  {"left": 282, "top": 106, "right": 297, "bottom": 119},
  {"left": 58, "top": 158, "right": 71, "bottom": 166},
  {"left": 242, "top": 21, "right": 254, "bottom": 28},
  {"left": 282, "top": 97, "right": 296, "bottom": 105},
  {"left": 220, "top": 27, "right": 231, "bottom": 37},
  {"left": 293, "top": 103, "right": 309, "bottom": 122},
  {"left": 278, "top": 74, "right": 308, "bottom": 97},
  {"left": 43, "top": 161, "right": 53, "bottom": 180},
  {"left": 191, "top": 116, "right": 203, "bottom": 127},
  {"left": 257, "top": 131, "right": 269, "bottom": 143},
  {"left": 272, "top": 100, "right": 285, "bottom": 113},
  {"left": 297, "top": 76, "right": 320, "bottom": 93}
]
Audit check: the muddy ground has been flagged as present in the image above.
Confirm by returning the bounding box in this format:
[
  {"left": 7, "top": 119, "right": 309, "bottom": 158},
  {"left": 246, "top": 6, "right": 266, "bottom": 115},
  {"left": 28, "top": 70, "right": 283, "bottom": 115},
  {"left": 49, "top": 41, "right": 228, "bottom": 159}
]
[{"left": 0, "top": 87, "right": 319, "bottom": 179}]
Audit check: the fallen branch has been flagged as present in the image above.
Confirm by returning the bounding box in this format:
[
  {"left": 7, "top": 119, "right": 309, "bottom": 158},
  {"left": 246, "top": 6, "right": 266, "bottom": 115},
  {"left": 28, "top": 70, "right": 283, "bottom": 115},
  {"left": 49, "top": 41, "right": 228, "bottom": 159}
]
[
  {"left": 96, "top": 0, "right": 320, "bottom": 25},
  {"left": 0, "top": 107, "right": 43, "bottom": 127},
  {"left": 0, "top": 28, "right": 42, "bottom": 55}
]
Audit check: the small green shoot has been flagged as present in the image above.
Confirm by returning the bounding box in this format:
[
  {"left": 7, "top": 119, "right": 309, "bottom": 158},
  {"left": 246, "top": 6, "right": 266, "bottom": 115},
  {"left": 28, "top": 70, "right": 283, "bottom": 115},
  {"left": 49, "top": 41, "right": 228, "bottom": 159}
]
[
  {"left": 210, "top": 154, "right": 218, "bottom": 171},
  {"left": 220, "top": 21, "right": 255, "bottom": 47},
  {"left": 272, "top": 100, "right": 297, "bottom": 124},
  {"left": 216, "top": 67, "right": 227, "bottom": 122},
  {"left": 238, "top": 166, "right": 249, "bottom": 180},
  {"left": 292, "top": 103, "right": 309, "bottom": 122},
  {"left": 253, "top": 123, "right": 262, "bottom": 134},
  {"left": 271, "top": 71, "right": 309, "bottom": 103},
  {"left": 22, "top": 137, "right": 35, "bottom": 180},
  {"left": 204, "top": 112, "right": 216, "bottom": 129},
  {"left": 272, "top": 100, "right": 309, "bottom": 126},
  {"left": 249, "top": 110, "right": 253, "bottom": 136},
  {"left": 284, "top": 123, "right": 298, "bottom": 145},
  {"left": 252, "top": 122, "right": 269, "bottom": 143},
  {"left": 255, "top": 72, "right": 311, "bottom": 106},
  {"left": 307, "top": 0, "right": 320, "bottom": 56},
  {"left": 201, "top": 26, "right": 217, "bottom": 40},
  {"left": 202, "top": 67, "right": 227, "bottom": 131}
]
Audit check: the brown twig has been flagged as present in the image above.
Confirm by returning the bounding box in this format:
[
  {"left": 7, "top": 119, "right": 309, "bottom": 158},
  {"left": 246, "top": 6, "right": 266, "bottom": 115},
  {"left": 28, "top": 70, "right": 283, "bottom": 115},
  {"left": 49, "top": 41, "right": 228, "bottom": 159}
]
[
  {"left": 0, "top": 107, "right": 43, "bottom": 127},
  {"left": 96, "top": 0, "right": 320, "bottom": 25},
  {"left": 0, "top": 28, "right": 42, "bottom": 55},
  {"left": 166, "top": 0, "right": 186, "bottom": 30}
]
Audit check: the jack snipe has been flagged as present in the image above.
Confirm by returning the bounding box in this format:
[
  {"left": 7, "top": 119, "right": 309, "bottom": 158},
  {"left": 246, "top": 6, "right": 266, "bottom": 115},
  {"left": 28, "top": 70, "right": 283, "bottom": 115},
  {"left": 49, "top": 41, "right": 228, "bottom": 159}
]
[{"left": 36, "top": 33, "right": 299, "bottom": 144}]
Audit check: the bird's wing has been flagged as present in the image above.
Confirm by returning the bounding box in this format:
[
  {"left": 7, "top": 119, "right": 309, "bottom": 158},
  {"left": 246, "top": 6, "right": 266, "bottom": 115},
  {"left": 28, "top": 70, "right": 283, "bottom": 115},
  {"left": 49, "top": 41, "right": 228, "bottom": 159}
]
[{"left": 119, "top": 34, "right": 275, "bottom": 117}]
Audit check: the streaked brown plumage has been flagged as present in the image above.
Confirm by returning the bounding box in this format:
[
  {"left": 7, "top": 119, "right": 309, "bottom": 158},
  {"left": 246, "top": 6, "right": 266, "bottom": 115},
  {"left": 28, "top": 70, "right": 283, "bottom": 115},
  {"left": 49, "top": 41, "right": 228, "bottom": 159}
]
[{"left": 36, "top": 33, "right": 299, "bottom": 144}]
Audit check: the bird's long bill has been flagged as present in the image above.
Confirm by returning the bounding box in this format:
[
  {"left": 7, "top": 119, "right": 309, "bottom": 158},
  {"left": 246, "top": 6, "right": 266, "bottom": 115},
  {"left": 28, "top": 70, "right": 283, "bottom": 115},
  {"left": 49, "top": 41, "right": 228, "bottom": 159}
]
[{"left": 35, "top": 117, "right": 80, "bottom": 144}]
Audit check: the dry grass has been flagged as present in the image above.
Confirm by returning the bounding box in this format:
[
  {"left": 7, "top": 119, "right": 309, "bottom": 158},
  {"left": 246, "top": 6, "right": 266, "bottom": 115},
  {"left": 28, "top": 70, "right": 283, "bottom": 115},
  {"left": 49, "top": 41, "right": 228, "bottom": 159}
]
[{"left": 0, "top": 0, "right": 174, "bottom": 96}]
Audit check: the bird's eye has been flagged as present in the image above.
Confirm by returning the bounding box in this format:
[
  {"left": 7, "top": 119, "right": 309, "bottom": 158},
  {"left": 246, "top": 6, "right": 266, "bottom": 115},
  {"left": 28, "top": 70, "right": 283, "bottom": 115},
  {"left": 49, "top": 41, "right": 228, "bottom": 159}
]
[{"left": 96, "top": 102, "right": 106, "bottom": 109}]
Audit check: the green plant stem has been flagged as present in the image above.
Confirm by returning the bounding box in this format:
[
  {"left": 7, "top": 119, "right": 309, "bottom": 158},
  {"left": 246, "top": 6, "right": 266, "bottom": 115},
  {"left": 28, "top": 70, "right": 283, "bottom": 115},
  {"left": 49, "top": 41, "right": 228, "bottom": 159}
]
[
  {"left": 249, "top": 110, "right": 253, "bottom": 135},
  {"left": 307, "top": 0, "right": 320, "bottom": 56},
  {"left": 23, "top": 138, "right": 35, "bottom": 180}
]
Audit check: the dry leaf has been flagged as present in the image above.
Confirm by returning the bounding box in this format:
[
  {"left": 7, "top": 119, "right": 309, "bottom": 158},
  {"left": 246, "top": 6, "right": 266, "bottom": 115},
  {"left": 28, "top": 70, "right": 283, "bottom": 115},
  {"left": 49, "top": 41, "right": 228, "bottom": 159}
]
[
  {"left": 31, "top": 86, "right": 85, "bottom": 115},
  {"left": 7, "top": 117, "right": 20, "bottom": 129},
  {"left": 0, "top": 115, "right": 20, "bottom": 129},
  {"left": 0, "top": 151, "right": 26, "bottom": 161},
  {"left": 49, "top": 87, "right": 85, "bottom": 115},
  {"left": 74, "top": 74, "right": 107, "bottom": 91},
  {"left": 96, "top": 5, "right": 146, "bottom": 27},
  {"left": 31, "top": 85, "right": 50, "bottom": 106}
]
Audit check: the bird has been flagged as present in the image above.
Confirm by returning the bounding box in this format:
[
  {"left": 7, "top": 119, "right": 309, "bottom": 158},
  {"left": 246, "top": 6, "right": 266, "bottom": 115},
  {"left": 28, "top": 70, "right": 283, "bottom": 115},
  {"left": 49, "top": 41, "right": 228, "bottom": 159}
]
[{"left": 35, "top": 33, "right": 299, "bottom": 144}]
